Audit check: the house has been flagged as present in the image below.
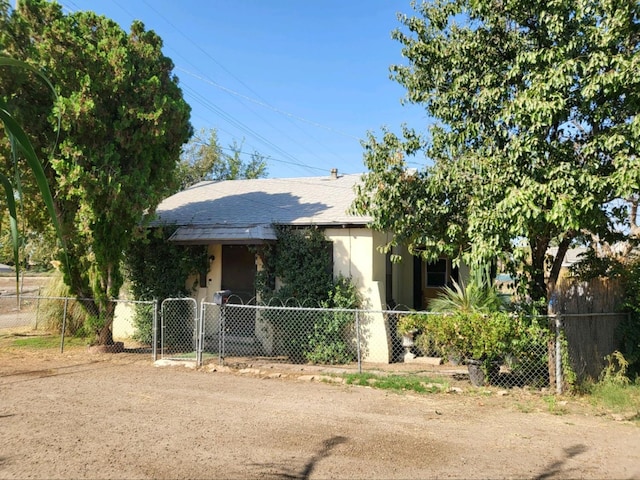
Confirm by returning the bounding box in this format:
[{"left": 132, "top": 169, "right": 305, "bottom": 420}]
[{"left": 152, "top": 170, "right": 466, "bottom": 362}]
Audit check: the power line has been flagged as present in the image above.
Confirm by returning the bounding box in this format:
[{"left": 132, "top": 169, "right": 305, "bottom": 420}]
[
  {"left": 56, "top": 1, "right": 365, "bottom": 176},
  {"left": 136, "top": 0, "right": 357, "bottom": 170},
  {"left": 182, "top": 86, "right": 321, "bottom": 175},
  {"left": 176, "top": 67, "right": 360, "bottom": 141}
]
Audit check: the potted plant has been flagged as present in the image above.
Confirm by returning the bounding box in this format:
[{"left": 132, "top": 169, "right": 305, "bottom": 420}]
[
  {"left": 421, "top": 266, "right": 516, "bottom": 386},
  {"left": 421, "top": 310, "right": 518, "bottom": 385},
  {"left": 397, "top": 313, "right": 426, "bottom": 361}
]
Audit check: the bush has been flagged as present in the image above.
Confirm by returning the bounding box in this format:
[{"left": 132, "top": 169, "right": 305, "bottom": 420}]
[
  {"left": 38, "top": 271, "right": 89, "bottom": 336},
  {"left": 124, "top": 227, "right": 206, "bottom": 344}
]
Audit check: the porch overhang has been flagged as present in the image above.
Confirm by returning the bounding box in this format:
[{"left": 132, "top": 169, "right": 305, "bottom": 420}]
[{"left": 168, "top": 225, "right": 277, "bottom": 245}]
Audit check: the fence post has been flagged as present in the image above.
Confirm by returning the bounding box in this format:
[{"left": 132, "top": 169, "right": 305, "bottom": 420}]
[
  {"left": 60, "top": 297, "right": 68, "bottom": 353},
  {"left": 152, "top": 299, "right": 158, "bottom": 362},
  {"left": 34, "top": 286, "right": 41, "bottom": 330},
  {"left": 218, "top": 302, "right": 226, "bottom": 366},
  {"left": 555, "top": 315, "right": 563, "bottom": 394},
  {"left": 196, "top": 301, "right": 204, "bottom": 367},
  {"left": 355, "top": 310, "right": 362, "bottom": 374}
]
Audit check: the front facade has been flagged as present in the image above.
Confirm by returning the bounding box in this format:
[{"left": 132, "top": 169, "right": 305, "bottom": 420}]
[{"left": 152, "top": 171, "right": 464, "bottom": 362}]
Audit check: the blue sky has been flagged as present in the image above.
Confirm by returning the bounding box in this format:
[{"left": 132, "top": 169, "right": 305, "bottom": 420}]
[{"left": 58, "top": 0, "right": 430, "bottom": 178}]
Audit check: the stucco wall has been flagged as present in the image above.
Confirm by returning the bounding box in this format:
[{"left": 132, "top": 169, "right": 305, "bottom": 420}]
[
  {"left": 325, "top": 228, "right": 390, "bottom": 362},
  {"left": 112, "top": 302, "right": 136, "bottom": 339}
]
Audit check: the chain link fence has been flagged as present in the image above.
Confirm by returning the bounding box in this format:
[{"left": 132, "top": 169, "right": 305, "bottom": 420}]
[
  {"left": 0, "top": 294, "right": 44, "bottom": 330},
  {"left": 0, "top": 294, "right": 156, "bottom": 352},
  {"left": 183, "top": 302, "right": 553, "bottom": 389},
  {"left": 2, "top": 293, "right": 626, "bottom": 393},
  {"left": 159, "top": 298, "right": 198, "bottom": 361}
]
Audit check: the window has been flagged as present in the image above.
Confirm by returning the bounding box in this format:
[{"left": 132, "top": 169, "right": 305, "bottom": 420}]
[{"left": 425, "top": 258, "right": 448, "bottom": 287}]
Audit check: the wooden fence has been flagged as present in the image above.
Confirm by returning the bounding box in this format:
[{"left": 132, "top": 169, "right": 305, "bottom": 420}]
[{"left": 555, "top": 276, "right": 627, "bottom": 382}]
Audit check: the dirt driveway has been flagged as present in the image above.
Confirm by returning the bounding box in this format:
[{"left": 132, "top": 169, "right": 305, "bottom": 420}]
[{"left": 0, "top": 343, "right": 639, "bottom": 480}]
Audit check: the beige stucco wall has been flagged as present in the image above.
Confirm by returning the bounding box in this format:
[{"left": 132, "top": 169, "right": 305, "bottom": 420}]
[
  {"left": 112, "top": 301, "right": 136, "bottom": 339},
  {"left": 325, "top": 227, "right": 391, "bottom": 363},
  {"left": 391, "top": 244, "right": 415, "bottom": 309}
]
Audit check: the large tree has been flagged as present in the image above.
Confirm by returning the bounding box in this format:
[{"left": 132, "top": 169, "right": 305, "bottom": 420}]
[
  {"left": 176, "top": 127, "right": 267, "bottom": 191},
  {"left": 0, "top": 0, "right": 192, "bottom": 343},
  {"left": 353, "top": 0, "right": 640, "bottom": 311}
]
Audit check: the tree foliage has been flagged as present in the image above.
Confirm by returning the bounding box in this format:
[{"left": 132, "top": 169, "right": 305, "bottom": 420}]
[
  {"left": 0, "top": 1, "right": 192, "bottom": 343},
  {"left": 353, "top": 0, "right": 640, "bottom": 309},
  {"left": 176, "top": 128, "right": 267, "bottom": 191}
]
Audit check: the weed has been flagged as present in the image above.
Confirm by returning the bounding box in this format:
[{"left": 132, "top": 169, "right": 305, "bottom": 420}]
[
  {"left": 344, "top": 372, "right": 447, "bottom": 394},
  {"left": 588, "top": 381, "right": 640, "bottom": 419},
  {"left": 515, "top": 402, "right": 535, "bottom": 413},
  {"left": 543, "top": 395, "right": 568, "bottom": 415}
]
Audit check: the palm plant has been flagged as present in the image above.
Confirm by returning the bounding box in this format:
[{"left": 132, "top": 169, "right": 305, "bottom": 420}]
[{"left": 0, "top": 56, "right": 67, "bottom": 298}]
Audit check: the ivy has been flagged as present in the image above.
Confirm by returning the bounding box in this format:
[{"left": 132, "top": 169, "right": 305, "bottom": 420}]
[
  {"left": 123, "top": 227, "right": 207, "bottom": 344},
  {"left": 255, "top": 226, "right": 361, "bottom": 364}
]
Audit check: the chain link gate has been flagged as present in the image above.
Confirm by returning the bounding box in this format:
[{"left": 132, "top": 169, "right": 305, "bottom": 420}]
[{"left": 160, "top": 298, "right": 199, "bottom": 362}]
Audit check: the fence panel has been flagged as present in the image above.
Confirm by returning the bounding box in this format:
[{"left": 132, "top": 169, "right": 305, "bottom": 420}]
[
  {"left": 160, "top": 298, "right": 198, "bottom": 362},
  {"left": 0, "top": 295, "right": 42, "bottom": 331},
  {"left": 562, "top": 312, "right": 628, "bottom": 383},
  {"left": 195, "top": 304, "right": 556, "bottom": 389}
]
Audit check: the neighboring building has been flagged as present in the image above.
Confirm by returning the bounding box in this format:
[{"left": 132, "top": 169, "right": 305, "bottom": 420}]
[{"left": 151, "top": 170, "right": 467, "bottom": 362}]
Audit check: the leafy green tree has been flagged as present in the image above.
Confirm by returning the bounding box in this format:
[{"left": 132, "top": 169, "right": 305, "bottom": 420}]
[
  {"left": 0, "top": 1, "right": 192, "bottom": 344},
  {"left": 353, "top": 0, "right": 640, "bottom": 311},
  {"left": 177, "top": 128, "right": 267, "bottom": 191}
]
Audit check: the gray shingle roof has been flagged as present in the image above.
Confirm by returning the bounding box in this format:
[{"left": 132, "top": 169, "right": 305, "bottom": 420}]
[{"left": 152, "top": 174, "right": 370, "bottom": 241}]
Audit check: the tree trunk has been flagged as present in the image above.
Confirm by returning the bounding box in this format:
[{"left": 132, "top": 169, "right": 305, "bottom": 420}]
[
  {"left": 529, "top": 237, "right": 549, "bottom": 305},
  {"left": 543, "top": 234, "right": 573, "bottom": 393},
  {"left": 97, "top": 300, "right": 116, "bottom": 345}
]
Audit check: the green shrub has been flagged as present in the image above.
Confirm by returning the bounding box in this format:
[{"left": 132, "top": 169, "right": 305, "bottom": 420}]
[{"left": 124, "top": 227, "right": 206, "bottom": 344}]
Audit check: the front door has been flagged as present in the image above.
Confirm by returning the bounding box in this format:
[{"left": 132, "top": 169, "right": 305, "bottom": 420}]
[{"left": 221, "top": 245, "right": 256, "bottom": 336}]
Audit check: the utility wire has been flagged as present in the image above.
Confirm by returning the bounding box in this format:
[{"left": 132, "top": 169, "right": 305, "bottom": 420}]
[
  {"left": 183, "top": 86, "right": 322, "bottom": 175},
  {"left": 176, "top": 67, "right": 360, "bottom": 141},
  {"left": 137, "top": 0, "right": 357, "bottom": 169}
]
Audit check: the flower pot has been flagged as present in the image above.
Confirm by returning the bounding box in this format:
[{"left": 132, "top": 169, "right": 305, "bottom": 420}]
[
  {"left": 466, "top": 359, "right": 486, "bottom": 386},
  {"left": 466, "top": 359, "right": 500, "bottom": 387}
]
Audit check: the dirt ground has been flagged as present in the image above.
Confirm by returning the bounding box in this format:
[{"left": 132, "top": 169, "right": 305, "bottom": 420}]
[
  {"left": 0, "top": 274, "right": 49, "bottom": 296},
  {"left": 0, "top": 339, "right": 639, "bottom": 480},
  {"left": 1, "top": 275, "right": 639, "bottom": 479}
]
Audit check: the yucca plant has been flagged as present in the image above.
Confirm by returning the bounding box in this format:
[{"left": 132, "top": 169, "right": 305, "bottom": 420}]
[
  {"left": 428, "top": 265, "right": 505, "bottom": 314},
  {"left": 0, "top": 56, "right": 68, "bottom": 300}
]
